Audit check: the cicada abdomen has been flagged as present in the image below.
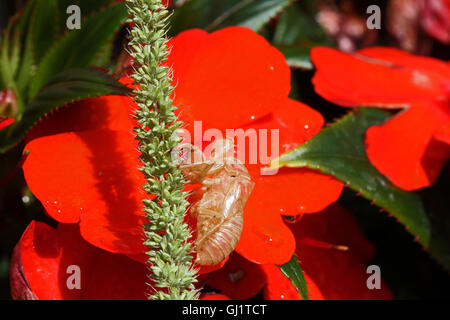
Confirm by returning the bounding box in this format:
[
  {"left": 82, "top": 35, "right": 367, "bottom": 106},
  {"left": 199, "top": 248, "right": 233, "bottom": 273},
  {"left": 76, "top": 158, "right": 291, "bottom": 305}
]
[{"left": 179, "top": 139, "right": 254, "bottom": 266}]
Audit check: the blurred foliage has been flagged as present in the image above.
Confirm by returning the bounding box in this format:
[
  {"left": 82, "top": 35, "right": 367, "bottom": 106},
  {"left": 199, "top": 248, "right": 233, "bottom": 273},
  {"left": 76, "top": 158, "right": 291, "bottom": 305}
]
[{"left": 0, "top": 1, "right": 129, "bottom": 152}]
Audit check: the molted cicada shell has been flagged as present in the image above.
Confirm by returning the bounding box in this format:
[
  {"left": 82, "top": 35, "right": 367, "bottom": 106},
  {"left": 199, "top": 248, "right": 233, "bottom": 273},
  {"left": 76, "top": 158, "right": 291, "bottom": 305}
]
[{"left": 178, "top": 139, "right": 254, "bottom": 266}]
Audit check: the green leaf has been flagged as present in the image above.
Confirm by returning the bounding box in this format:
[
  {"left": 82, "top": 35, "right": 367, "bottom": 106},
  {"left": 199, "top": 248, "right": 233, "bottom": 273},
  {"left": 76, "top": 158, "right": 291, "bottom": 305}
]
[
  {"left": 28, "top": 3, "right": 128, "bottom": 101},
  {"left": 15, "top": 0, "right": 38, "bottom": 103},
  {"left": 277, "top": 46, "right": 313, "bottom": 69},
  {"left": 279, "top": 255, "right": 309, "bottom": 300},
  {"left": 0, "top": 23, "right": 15, "bottom": 88},
  {"left": 170, "top": 0, "right": 292, "bottom": 34},
  {"left": 275, "top": 108, "right": 431, "bottom": 248},
  {"left": 32, "top": 0, "right": 59, "bottom": 63},
  {"left": 272, "top": 2, "right": 332, "bottom": 69},
  {"left": 11, "top": 0, "right": 59, "bottom": 108},
  {"left": 0, "top": 0, "right": 36, "bottom": 111},
  {"left": 0, "top": 68, "right": 131, "bottom": 153}
]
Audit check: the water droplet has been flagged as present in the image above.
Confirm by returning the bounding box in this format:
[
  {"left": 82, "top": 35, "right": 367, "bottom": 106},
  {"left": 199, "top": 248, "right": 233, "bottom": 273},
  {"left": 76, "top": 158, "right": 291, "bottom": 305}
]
[
  {"left": 253, "top": 225, "right": 282, "bottom": 246},
  {"left": 270, "top": 66, "right": 274, "bottom": 71},
  {"left": 250, "top": 115, "right": 255, "bottom": 120},
  {"left": 283, "top": 214, "right": 303, "bottom": 224},
  {"left": 22, "top": 196, "right": 30, "bottom": 204},
  {"left": 304, "top": 124, "right": 309, "bottom": 129}
]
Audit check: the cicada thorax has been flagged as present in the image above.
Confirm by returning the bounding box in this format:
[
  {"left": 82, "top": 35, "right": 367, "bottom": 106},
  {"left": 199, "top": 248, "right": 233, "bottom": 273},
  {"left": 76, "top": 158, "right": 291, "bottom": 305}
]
[{"left": 178, "top": 139, "right": 254, "bottom": 266}]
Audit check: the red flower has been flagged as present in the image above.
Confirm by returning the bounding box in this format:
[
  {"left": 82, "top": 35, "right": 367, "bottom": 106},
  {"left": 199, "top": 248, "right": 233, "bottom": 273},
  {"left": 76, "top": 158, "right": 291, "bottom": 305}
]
[
  {"left": 189, "top": 205, "right": 392, "bottom": 300},
  {"left": 204, "top": 252, "right": 324, "bottom": 300},
  {"left": 12, "top": 205, "right": 389, "bottom": 299},
  {"left": 10, "top": 221, "right": 148, "bottom": 300},
  {"left": 21, "top": 27, "right": 342, "bottom": 265},
  {"left": 311, "top": 46, "right": 450, "bottom": 190},
  {"left": 13, "top": 27, "right": 346, "bottom": 299},
  {"left": 289, "top": 204, "right": 393, "bottom": 300}
]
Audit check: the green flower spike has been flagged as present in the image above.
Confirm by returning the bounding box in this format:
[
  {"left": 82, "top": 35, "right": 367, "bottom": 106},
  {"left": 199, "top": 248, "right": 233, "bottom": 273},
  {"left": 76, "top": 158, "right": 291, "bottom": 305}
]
[{"left": 126, "top": 0, "right": 198, "bottom": 300}]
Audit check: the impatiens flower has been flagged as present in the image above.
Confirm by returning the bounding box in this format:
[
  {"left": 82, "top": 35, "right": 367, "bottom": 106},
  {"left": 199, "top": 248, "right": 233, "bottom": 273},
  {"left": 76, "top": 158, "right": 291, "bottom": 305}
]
[
  {"left": 10, "top": 221, "right": 148, "bottom": 300},
  {"left": 289, "top": 204, "right": 393, "bottom": 300},
  {"left": 11, "top": 205, "right": 391, "bottom": 300},
  {"left": 196, "top": 205, "right": 392, "bottom": 300},
  {"left": 204, "top": 252, "right": 324, "bottom": 300},
  {"left": 311, "top": 46, "right": 450, "bottom": 190},
  {"left": 20, "top": 26, "right": 343, "bottom": 274}
]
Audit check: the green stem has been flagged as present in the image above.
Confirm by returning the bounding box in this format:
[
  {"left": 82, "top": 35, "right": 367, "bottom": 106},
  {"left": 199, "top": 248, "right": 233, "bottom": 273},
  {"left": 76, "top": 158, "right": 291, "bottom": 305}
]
[{"left": 126, "top": 0, "right": 198, "bottom": 300}]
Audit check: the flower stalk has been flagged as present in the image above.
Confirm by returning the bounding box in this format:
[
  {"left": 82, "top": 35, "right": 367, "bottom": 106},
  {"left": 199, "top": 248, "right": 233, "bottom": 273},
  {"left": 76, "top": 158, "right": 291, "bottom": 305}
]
[{"left": 126, "top": 0, "right": 198, "bottom": 300}]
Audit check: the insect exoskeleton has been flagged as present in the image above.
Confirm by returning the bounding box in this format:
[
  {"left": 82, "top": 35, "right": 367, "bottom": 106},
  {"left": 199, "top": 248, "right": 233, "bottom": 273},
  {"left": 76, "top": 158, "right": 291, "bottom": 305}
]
[{"left": 178, "top": 139, "right": 254, "bottom": 265}]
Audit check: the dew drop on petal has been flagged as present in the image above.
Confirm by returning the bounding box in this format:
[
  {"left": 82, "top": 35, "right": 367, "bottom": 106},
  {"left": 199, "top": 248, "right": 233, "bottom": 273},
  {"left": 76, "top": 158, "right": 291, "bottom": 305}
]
[
  {"left": 253, "top": 225, "right": 283, "bottom": 246},
  {"left": 282, "top": 214, "right": 303, "bottom": 224}
]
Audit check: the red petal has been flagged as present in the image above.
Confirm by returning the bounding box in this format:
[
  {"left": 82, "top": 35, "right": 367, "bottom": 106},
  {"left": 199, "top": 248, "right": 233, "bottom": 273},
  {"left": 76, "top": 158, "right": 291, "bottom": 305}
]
[
  {"left": 166, "top": 29, "right": 208, "bottom": 88},
  {"left": 358, "top": 47, "right": 450, "bottom": 80},
  {"left": 235, "top": 207, "right": 295, "bottom": 265},
  {"left": 197, "top": 257, "right": 229, "bottom": 275},
  {"left": 261, "top": 264, "right": 324, "bottom": 300},
  {"left": 247, "top": 165, "right": 343, "bottom": 216},
  {"left": 169, "top": 27, "right": 290, "bottom": 131},
  {"left": 366, "top": 101, "right": 450, "bottom": 190},
  {"left": 239, "top": 99, "right": 324, "bottom": 162},
  {"left": 22, "top": 130, "right": 146, "bottom": 255},
  {"left": 207, "top": 253, "right": 266, "bottom": 300},
  {"left": 241, "top": 99, "right": 343, "bottom": 215},
  {"left": 311, "top": 47, "right": 449, "bottom": 107},
  {"left": 26, "top": 95, "right": 136, "bottom": 143},
  {"left": 11, "top": 221, "right": 148, "bottom": 300},
  {"left": 434, "top": 123, "right": 450, "bottom": 145},
  {"left": 0, "top": 117, "right": 14, "bottom": 131},
  {"left": 290, "top": 204, "right": 393, "bottom": 300}
]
